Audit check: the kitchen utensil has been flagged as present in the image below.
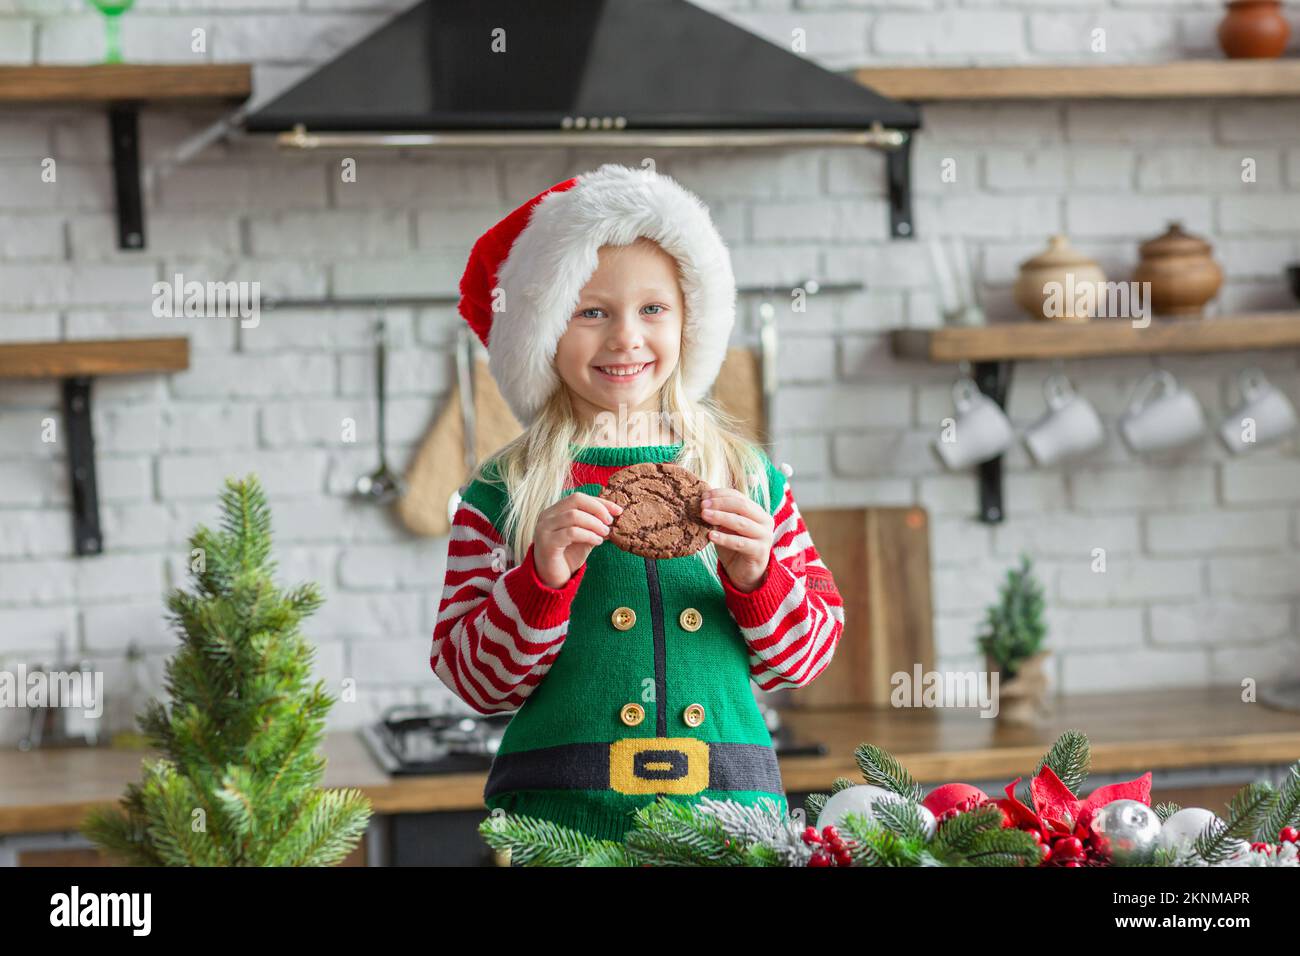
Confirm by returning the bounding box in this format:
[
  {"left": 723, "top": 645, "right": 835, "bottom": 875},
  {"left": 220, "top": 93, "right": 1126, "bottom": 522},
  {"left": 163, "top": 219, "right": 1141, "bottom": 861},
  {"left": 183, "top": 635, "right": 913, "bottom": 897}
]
[
  {"left": 927, "top": 236, "right": 986, "bottom": 327},
  {"left": 1218, "top": 0, "right": 1291, "bottom": 58},
  {"left": 354, "top": 313, "right": 405, "bottom": 504},
  {"left": 1024, "top": 373, "right": 1106, "bottom": 466},
  {"left": 1120, "top": 370, "right": 1207, "bottom": 453},
  {"left": 396, "top": 342, "right": 520, "bottom": 537},
  {"left": 1219, "top": 366, "right": 1298, "bottom": 453},
  {"left": 86, "top": 0, "right": 135, "bottom": 63},
  {"left": 1014, "top": 234, "right": 1107, "bottom": 322},
  {"left": 934, "top": 377, "right": 1016, "bottom": 470},
  {"left": 781, "top": 506, "right": 935, "bottom": 709},
  {"left": 1132, "top": 222, "right": 1223, "bottom": 318},
  {"left": 445, "top": 326, "right": 478, "bottom": 522}
]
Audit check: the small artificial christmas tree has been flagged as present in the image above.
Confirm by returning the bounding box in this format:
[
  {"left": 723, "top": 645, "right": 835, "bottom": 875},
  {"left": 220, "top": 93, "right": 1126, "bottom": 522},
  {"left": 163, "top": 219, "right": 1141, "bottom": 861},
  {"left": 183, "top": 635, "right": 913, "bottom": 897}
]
[
  {"left": 977, "top": 553, "right": 1048, "bottom": 680},
  {"left": 83, "top": 475, "right": 371, "bottom": 866}
]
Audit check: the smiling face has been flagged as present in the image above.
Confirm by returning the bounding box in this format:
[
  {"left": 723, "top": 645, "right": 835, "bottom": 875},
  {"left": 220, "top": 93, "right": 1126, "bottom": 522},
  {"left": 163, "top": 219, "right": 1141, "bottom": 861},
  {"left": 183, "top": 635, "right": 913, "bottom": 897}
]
[{"left": 554, "top": 237, "right": 684, "bottom": 430}]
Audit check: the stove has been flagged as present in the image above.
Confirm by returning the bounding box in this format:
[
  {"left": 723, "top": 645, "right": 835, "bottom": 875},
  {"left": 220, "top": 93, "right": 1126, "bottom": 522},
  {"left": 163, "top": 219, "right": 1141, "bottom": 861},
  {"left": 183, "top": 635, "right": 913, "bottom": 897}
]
[{"left": 360, "top": 703, "right": 826, "bottom": 776}]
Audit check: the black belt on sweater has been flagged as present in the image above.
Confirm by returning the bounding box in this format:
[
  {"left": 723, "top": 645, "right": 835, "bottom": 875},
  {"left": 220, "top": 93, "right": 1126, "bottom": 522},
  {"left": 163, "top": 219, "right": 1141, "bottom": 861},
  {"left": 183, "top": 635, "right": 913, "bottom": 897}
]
[{"left": 483, "top": 738, "right": 784, "bottom": 798}]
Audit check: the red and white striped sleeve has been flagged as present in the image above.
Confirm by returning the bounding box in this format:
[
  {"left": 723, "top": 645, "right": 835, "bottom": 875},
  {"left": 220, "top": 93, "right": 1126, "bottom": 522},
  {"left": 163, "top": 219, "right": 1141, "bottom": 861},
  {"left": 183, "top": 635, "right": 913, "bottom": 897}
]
[
  {"left": 430, "top": 499, "right": 586, "bottom": 714},
  {"left": 717, "top": 482, "right": 845, "bottom": 691}
]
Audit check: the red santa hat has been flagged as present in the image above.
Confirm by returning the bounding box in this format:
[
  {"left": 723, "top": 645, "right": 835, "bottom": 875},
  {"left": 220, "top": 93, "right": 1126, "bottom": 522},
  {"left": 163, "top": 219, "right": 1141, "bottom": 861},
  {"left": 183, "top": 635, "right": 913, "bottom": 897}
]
[{"left": 457, "top": 163, "right": 736, "bottom": 427}]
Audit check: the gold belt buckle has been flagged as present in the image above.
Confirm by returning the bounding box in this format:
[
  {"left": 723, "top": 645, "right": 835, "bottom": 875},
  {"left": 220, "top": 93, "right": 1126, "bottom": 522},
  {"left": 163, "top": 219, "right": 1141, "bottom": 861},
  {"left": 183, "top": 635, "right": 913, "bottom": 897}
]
[{"left": 609, "top": 737, "right": 710, "bottom": 795}]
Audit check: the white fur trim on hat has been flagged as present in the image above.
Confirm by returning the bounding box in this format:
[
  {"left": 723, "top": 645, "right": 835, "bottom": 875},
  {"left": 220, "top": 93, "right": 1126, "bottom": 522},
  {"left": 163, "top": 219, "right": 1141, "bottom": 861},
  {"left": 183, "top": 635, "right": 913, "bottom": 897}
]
[{"left": 490, "top": 163, "right": 736, "bottom": 426}]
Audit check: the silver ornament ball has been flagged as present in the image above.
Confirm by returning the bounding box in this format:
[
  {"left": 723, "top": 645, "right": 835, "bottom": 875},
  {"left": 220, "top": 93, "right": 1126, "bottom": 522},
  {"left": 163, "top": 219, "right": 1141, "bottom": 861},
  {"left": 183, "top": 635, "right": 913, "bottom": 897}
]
[{"left": 1088, "top": 799, "right": 1161, "bottom": 864}]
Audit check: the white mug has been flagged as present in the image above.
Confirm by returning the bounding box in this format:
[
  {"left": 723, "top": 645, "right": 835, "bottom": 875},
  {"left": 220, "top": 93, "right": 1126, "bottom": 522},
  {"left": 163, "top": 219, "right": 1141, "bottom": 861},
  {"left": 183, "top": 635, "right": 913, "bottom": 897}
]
[
  {"left": 933, "top": 377, "right": 1016, "bottom": 470},
  {"left": 1024, "top": 374, "right": 1105, "bottom": 467},
  {"left": 1120, "top": 370, "right": 1206, "bottom": 453},
  {"left": 1219, "top": 367, "right": 1298, "bottom": 454}
]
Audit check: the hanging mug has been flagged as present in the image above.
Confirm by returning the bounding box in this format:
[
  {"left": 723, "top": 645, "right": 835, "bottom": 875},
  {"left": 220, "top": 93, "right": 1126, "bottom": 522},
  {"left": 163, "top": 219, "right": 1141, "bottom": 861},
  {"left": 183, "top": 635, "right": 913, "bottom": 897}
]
[
  {"left": 1219, "top": 367, "right": 1298, "bottom": 454},
  {"left": 1119, "top": 370, "right": 1206, "bottom": 453},
  {"left": 1024, "top": 374, "right": 1106, "bottom": 467},
  {"left": 933, "top": 377, "right": 1016, "bottom": 470}
]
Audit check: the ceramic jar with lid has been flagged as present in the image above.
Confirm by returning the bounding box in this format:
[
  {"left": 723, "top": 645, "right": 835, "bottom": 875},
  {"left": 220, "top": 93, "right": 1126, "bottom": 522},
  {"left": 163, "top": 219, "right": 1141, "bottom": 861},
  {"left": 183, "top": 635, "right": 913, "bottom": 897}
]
[
  {"left": 1132, "top": 222, "right": 1223, "bottom": 318},
  {"left": 1218, "top": 1, "right": 1291, "bottom": 59},
  {"left": 1014, "top": 235, "right": 1107, "bottom": 322}
]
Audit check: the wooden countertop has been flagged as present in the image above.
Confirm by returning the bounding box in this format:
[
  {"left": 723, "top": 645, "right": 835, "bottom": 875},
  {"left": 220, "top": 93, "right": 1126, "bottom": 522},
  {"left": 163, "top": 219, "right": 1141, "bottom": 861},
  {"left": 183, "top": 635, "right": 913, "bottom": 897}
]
[{"left": 3, "top": 688, "right": 1298, "bottom": 836}]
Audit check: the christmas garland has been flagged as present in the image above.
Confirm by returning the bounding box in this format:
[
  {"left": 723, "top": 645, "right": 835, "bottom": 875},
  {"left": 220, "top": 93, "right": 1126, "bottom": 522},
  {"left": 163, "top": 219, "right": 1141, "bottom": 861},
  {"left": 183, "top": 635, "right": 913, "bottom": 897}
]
[{"left": 479, "top": 730, "right": 1300, "bottom": 867}]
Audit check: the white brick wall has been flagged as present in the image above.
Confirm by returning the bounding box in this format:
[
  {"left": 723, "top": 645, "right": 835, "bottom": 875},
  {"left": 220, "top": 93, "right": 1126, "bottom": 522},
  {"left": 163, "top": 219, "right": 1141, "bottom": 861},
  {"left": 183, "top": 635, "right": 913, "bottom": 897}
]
[{"left": 2, "top": 1, "right": 1300, "bottom": 745}]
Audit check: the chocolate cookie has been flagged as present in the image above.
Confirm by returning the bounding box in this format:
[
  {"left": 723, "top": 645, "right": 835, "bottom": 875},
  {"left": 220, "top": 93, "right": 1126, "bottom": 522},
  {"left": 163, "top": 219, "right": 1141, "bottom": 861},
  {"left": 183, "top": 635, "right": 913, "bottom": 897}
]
[{"left": 598, "top": 462, "right": 712, "bottom": 560}]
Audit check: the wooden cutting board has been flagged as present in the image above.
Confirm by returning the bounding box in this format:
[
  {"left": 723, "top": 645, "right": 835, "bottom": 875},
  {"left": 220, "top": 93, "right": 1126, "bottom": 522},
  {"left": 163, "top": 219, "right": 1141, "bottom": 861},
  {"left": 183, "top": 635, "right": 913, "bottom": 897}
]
[{"left": 784, "top": 506, "right": 935, "bottom": 709}]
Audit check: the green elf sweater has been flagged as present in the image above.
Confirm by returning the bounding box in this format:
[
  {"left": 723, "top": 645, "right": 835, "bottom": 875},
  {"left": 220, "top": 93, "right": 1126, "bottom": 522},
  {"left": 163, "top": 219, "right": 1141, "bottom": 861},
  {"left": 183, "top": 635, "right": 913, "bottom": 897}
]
[{"left": 430, "top": 443, "right": 844, "bottom": 842}]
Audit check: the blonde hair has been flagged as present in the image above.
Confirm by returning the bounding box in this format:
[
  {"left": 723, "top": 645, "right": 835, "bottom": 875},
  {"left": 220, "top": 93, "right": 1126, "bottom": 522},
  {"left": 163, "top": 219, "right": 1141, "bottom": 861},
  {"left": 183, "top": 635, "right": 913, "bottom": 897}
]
[{"left": 474, "top": 243, "right": 769, "bottom": 577}]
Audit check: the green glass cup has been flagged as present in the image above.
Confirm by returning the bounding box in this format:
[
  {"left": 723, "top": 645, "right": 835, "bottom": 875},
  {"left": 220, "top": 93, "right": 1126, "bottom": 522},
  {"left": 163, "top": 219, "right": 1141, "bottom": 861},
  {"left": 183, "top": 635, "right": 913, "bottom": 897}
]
[{"left": 87, "top": 0, "right": 136, "bottom": 64}]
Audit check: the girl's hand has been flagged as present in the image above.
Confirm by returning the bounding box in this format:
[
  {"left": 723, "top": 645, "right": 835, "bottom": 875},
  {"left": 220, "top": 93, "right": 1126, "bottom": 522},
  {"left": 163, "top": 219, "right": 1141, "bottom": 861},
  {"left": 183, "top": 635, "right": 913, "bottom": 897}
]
[
  {"left": 531, "top": 492, "right": 624, "bottom": 589},
  {"left": 700, "top": 487, "right": 774, "bottom": 592}
]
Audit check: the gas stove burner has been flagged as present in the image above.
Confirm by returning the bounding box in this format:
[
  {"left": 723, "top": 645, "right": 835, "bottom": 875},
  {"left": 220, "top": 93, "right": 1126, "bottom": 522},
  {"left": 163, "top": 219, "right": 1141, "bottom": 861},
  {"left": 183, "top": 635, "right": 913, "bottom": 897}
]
[{"left": 360, "top": 704, "right": 513, "bottom": 776}]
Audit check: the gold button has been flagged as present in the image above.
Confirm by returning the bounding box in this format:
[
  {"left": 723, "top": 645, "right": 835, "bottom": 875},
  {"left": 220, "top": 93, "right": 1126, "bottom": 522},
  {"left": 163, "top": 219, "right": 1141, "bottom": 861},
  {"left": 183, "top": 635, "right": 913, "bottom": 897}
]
[
  {"left": 620, "top": 703, "right": 645, "bottom": 727},
  {"left": 682, "top": 703, "right": 706, "bottom": 728},
  {"left": 611, "top": 606, "right": 636, "bottom": 631},
  {"left": 678, "top": 607, "right": 703, "bottom": 632}
]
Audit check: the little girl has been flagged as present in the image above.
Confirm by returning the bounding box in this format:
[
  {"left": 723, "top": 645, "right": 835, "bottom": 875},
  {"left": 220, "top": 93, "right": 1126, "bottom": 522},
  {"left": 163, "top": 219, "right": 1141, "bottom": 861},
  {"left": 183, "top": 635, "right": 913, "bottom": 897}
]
[{"left": 431, "top": 164, "right": 844, "bottom": 842}]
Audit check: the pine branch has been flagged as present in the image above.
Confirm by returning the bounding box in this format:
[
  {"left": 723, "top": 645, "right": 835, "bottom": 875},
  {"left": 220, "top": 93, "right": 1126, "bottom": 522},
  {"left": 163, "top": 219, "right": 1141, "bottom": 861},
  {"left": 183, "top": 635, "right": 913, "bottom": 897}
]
[
  {"left": 1153, "top": 802, "right": 1181, "bottom": 823},
  {"left": 1261, "top": 762, "right": 1300, "bottom": 840},
  {"left": 1033, "top": 729, "right": 1091, "bottom": 795},
  {"left": 872, "top": 798, "right": 926, "bottom": 840},
  {"left": 1194, "top": 782, "right": 1275, "bottom": 864},
  {"left": 478, "top": 812, "right": 610, "bottom": 866},
  {"left": 804, "top": 792, "right": 827, "bottom": 824},
  {"left": 853, "top": 744, "right": 923, "bottom": 801}
]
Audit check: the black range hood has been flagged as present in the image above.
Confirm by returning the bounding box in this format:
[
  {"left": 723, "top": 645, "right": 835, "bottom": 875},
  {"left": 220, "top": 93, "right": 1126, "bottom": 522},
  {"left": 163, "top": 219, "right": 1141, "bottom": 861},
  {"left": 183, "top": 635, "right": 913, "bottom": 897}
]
[{"left": 245, "top": 0, "right": 922, "bottom": 237}]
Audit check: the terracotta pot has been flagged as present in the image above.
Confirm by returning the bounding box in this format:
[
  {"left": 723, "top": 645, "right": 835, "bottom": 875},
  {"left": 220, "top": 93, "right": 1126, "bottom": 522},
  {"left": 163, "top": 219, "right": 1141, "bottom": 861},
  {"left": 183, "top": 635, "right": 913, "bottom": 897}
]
[
  {"left": 1132, "top": 222, "right": 1223, "bottom": 318},
  {"left": 988, "top": 651, "right": 1051, "bottom": 725},
  {"left": 1014, "top": 235, "right": 1107, "bottom": 323},
  {"left": 1218, "top": 1, "right": 1291, "bottom": 59}
]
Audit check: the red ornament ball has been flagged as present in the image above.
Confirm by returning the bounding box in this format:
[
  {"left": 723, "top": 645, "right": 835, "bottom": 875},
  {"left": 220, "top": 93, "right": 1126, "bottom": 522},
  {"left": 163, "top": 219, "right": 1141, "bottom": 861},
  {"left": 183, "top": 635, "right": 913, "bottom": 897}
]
[
  {"left": 921, "top": 783, "right": 991, "bottom": 819},
  {"left": 1280, "top": 826, "right": 1298, "bottom": 844}
]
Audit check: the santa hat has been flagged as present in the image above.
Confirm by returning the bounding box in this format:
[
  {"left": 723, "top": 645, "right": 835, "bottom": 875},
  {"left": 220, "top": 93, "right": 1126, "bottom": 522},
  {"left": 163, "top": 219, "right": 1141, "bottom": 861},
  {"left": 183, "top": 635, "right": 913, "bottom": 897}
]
[{"left": 457, "top": 163, "right": 736, "bottom": 427}]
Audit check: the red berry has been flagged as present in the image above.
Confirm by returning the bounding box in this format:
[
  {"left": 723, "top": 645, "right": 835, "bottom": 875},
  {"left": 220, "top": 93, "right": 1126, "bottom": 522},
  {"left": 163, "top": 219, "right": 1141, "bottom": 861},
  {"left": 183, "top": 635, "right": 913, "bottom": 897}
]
[
  {"left": 1280, "top": 827, "right": 1299, "bottom": 844},
  {"left": 834, "top": 850, "right": 853, "bottom": 867},
  {"left": 1062, "top": 860, "right": 1082, "bottom": 868},
  {"left": 1027, "top": 829, "right": 1044, "bottom": 844},
  {"left": 1052, "top": 836, "right": 1084, "bottom": 860},
  {"left": 802, "top": 826, "right": 822, "bottom": 845},
  {"left": 821, "top": 825, "right": 840, "bottom": 840},
  {"left": 808, "top": 852, "right": 830, "bottom": 867}
]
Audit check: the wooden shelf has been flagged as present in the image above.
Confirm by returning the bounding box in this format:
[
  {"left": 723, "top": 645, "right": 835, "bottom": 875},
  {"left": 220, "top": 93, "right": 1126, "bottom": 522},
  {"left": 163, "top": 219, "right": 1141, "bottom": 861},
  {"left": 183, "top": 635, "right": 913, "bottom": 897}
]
[
  {"left": 855, "top": 59, "right": 1300, "bottom": 101},
  {"left": 0, "top": 337, "right": 190, "bottom": 556},
  {"left": 891, "top": 312, "right": 1300, "bottom": 364},
  {"left": 0, "top": 66, "right": 253, "bottom": 249},
  {"left": 0, "top": 337, "right": 189, "bottom": 380},
  {"left": 0, "top": 65, "right": 252, "bottom": 105}
]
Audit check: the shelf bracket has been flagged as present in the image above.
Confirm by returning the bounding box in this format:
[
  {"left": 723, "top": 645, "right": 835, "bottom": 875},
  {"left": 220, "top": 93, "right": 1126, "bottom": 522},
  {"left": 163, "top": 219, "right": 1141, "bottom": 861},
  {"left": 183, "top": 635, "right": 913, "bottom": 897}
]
[
  {"left": 973, "top": 360, "right": 1013, "bottom": 524},
  {"left": 109, "top": 105, "right": 145, "bottom": 251},
  {"left": 62, "top": 377, "right": 103, "bottom": 556},
  {"left": 885, "top": 133, "right": 914, "bottom": 239}
]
